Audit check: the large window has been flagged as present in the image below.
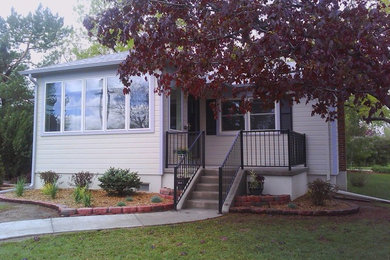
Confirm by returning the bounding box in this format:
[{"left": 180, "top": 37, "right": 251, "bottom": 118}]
[
  {"left": 64, "top": 80, "right": 82, "bottom": 131},
  {"left": 85, "top": 78, "right": 104, "bottom": 130},
  {"left": 221, "top": 100, "right": 245, "bottom": 131},
  {"left": 250, "top": 100, "right": 275, "bottom": 130},
  {"left": 220, "top": 99, "right": 277, "bottom": 132},
  {"left": 130, "top": 76, "right": 149, "bottom": 129},
  {"left": 45, "top": 82, "right": 62, "bottom": 132},
  {"left": 43, "top": 75, "right": 152, "bottom": 134},
  {"left": 169, "top": 88, "right": 182, "bottom": 130}
]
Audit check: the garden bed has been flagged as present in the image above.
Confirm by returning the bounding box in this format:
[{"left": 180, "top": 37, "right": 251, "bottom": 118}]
[
  {"left": 230, "top": 194, "right": 359, "bottom": 216},
  {"left": 0, "top": 189, "right": 174, "bottom": 217}
]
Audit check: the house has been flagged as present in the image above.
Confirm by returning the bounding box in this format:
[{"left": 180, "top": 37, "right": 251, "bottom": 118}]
[{"left": 21, "top": 52, "right": 347, "bottom": 213}]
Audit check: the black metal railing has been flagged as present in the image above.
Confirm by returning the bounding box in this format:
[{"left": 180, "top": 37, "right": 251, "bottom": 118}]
[
  {"left": 166, "top": 131, "right": 201, "bottom": 167},
  {"left": 288, "top": 131, "right": 307, "bottom": 169},
  {"left": 174, "top": 131, "right": 205, "bottom": 209},
  {"left": 218, "top": 129, "right": 306, "bottom": 213},
  {"left": 218, "top": 131, "right": 242, "bottom": 213}
]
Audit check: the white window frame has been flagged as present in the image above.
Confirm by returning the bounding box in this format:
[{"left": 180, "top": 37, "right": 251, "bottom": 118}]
[
  {"left": 168, "top": 88, "right": 184, "bottom": 131},
  {"left": 218, "top": 99, "right": 280, "bottom": 135},
  {"left": 41, "top": 75, "right": 155, "bottom": 136}
]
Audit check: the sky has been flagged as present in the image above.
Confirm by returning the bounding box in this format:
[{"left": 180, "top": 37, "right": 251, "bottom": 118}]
[{"left": 0, "top": 0, "right": 87, "bottom": 28}]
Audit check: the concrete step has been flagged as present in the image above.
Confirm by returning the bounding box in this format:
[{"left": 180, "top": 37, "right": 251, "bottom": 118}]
[
  {"left": 191, "top": 191, "right": 219, "bottom": 200},
  {"left": 186, "top": 199, "right": 218, "bottom": 209},
  {"left": 203, "top": 169, "right": 219, "bottom": 176},
  {"left": 196, "top": 183, "right": 219, "bottom": 191},
  {"left": 200, "top": 175, "right": 219, "bottom": 183}
]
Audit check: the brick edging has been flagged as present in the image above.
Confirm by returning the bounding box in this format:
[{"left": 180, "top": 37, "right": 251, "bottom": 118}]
[
  {"left": 230, "top": 203, "right": 360, "bottom": 216},
  {"left": 0, "top": 194, "right": 174, "bottom": 217}
]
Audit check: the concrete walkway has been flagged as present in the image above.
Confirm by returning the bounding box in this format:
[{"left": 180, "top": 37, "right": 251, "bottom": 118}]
[
  {"left": 337, "top": 190, "right": 390, "bottom": 204},
  {"left": 0, "top": 209, "right": 220, "bottom": 241}
]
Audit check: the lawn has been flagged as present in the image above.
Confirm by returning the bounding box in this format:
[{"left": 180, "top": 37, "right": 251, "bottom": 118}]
[
  {"left": 1, "top": 209, "right": 390, "bottom": 259},
  {"left": 348, "top": 173, "right": 390, "bottom": 200}
]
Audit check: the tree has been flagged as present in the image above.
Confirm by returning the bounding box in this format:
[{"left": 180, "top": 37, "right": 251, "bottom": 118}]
[
  {"left": 85, "top": 0, "right": 390, "bottom": 122},
  {"left": 0, "top": 6, "right": 71, "bottom": 180}
]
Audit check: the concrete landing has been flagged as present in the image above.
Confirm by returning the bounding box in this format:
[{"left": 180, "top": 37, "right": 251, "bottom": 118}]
[{"left": 0, "top": 209, "right": 220, "bottom": 241}]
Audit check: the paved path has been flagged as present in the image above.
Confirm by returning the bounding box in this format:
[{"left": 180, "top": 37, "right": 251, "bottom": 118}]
[
  {"left": 0, "top": 209, "right": 220, "bottom": 241},
  {"left": 0, "top": 201, "right": 59, "bottom": 223},
  {"left": 337, "top": 190, "right": 390, "bottom": 204}
]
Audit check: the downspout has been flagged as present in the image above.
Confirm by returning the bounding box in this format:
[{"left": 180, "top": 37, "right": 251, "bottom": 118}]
[{"left": 28, "top": 74, "right": 38, "bottom": 188}]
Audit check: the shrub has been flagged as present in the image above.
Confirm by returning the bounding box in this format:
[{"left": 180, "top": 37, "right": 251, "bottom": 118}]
[
  {"left": 117, "top": 201, "right": 126, "bottom": 207},
  {"left": 371, "top": 165, "right": 390, "bottom": 174},
  {"left": 349, "top": 173, "right": 368, "bottom": 187},
  {"left": 15, "top": 177, "right": 26, "bottom": 197},
  {"left": 71, "top": 171, "right": 95, "bottom": 188},
  {"left": 73, "top": 186, "right": 83, "bottom": 203},
  {"left": 42, "top": 183, "right": 58, "bottom": 199},
  {"left": 126, "top": 196, "right": 133, "bottom": 202},
  {"left": 82, "top": 188, "right": 92, "bottom": 207},
  {"left": 150, "top": 196, "right": 162, "bottom": 203},
  {"left": 287, "top": 203, "right": 297, "bottom": 209},
  {"left": 307, "top": 179, "right": 336, "bottom": 206},
  {"left": 39, "top": 171, "right": 59, "bottom": 185},
  {"left": 98, "top": 167, "right": 141, "bottom": 196}
]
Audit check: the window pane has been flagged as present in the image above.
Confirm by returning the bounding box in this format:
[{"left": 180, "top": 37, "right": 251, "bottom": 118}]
[
  {"left": 250, "top": 114, "right": 275, "bottom": 130},
  {"left": 130, "top": 76, "right": 149, "bottom": 129},
  {"left": 64, "top": 80, "right": 82, "bottom": 131},
  {"left": 85, "top": 78, "right": 103, "bottom": 130},
  {"left": 252, "top": 99, "right": 274, "bottom": 114},
  {"left": 170, "top": 88, "right": 182, "bottom": 130},
  {"left": 107, "top": 77, "right": 125, "bottom": 130},
  {"left": 45, "top": 82, "right": 62, "bottom": 132},
  {"left": 222, "top": 115, "right": 245, "bottom": 131},
  {"left": 222, "top": 100, "right": 242, "bottom": 115}
]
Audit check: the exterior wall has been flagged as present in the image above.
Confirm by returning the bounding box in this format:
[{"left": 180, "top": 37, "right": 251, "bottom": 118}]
[{"left": 33, "top": 67, "right": 163, "bottom": 191}]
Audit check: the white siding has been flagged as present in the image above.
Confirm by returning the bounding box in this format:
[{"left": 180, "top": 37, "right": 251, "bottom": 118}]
[
  {"left": 293, "top": 100, "right": 331, "bottom": 176},
  {"left": 34, "top": 68, "right": 162, "bottom": 190}
]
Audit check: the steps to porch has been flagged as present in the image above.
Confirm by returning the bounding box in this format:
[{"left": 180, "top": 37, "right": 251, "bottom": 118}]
[{"left": 184, "top": 169, "right": 219, "bottom": 210}]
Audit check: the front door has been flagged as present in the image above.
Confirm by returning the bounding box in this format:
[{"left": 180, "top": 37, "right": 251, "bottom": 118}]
[{"left": 187, "top": 95, "right": 200, "bottom": 157}]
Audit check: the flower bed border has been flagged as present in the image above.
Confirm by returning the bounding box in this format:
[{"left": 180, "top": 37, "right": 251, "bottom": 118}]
[
  {"left": 230, "top": 203, "right": 360, "bottom": 216},
  {"left": 234, "top": 194, "right": 291, "bottom": 207},
  {"left": 0, "top": 188, "right": 174, "bottom": 217}
]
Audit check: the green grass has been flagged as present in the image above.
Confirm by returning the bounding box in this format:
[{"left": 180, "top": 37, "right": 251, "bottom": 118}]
[
  {"left": 348, "top": 173, "right": 390, "bottom": 200},
  {"left": 0, "top": 213, "right": 390, "bottom": 259}
]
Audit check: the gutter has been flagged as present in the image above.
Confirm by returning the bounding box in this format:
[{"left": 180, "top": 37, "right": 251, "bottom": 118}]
[
  {"left": 327, "top": 120, "right": 332, "bottom": 181},
  {"left": 27, "top": 74, "right": 38, "bottom": 189}
]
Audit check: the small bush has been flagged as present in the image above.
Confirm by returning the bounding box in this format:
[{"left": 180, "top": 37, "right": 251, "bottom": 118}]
[
  {"left": 82, "top": 188, "right": 92, "bottom": 207},
  {"left": 150, "top": 196, "right": 162, "bottom": 203},
  {"left": 117, "top": 201, "right": 126, "bottom": 207},
  {"left": 15, "top": 177, "right": 26, "bottom": 197},
  {"left": 98, "top": 167, "right": 141, "bottom": 196},
  {"left": 287, "top": 203, "right": 297, "bottom": 209},
  {"left": 73, "top": 186, "right": 83, "bottom": 203},
  {"left": 350, "top": 173, "right": 368, "bottom": 187},
  {"left": 71, "top": 171, "right": 95, "bottom": 188},
  {"left": 39, "top": 171, "right": 59, "bottom": 185},
  {"left": 126, "top": 196, "right": 133, "bottom": 202},
  {"left": 308, "top": 179, "right": 336, "bottom": 206},
  {"left": 42, "top": 183, "right": 58, "bottom": 199},
  {"left": 371, "top": 165, "right": 390, "bottom": 174}
]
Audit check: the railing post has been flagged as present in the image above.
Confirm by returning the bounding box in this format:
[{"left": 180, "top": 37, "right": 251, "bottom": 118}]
[
  {"left": 218, "top": 167, "right": 223, "bottom": 214},
  {"left": 165, "top": 132, "right": 169, "bottom": 168},
  {"left": 303, "top": 133, "right": 307, "bottom": 167},
  {"left": 287, "top": 130, "right": 292, "bottom": 171},
  {"left": 173, "top": 167, "right": 178, "bottom": 210},
  {"left": 202, "top": 131, "right": 205, "bottom": 168},
  {"left": 240, "top": 130, "right": 244, "bottom": 169}
]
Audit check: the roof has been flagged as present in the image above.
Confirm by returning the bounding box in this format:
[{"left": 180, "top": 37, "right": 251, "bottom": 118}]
[{"left": 20, "top": 52, "right": 129, "bottom": 76}]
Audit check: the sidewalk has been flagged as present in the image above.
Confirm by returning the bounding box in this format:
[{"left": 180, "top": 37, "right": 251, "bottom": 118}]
[{"left": 0, "top": 209, "right": 220, "bottom": 241}]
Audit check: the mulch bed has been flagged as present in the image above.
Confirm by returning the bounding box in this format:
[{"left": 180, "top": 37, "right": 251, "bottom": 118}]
[
  {"left": 0, "top": 189, "right": 174, "bottom": 217},
  {"left": 231, "top": 194, "right": 359, "bottom": 216},
  {"left": 1, "top": 189, "right": 169, "bottom": 208}
]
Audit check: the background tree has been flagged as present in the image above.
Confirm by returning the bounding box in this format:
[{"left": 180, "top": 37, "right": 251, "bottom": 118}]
[
  {"left": 0, "top": 6, "right": 71, "bottom": 182},
  {"left": 85, "top": 0, "right": 390, "bottom": 122}
]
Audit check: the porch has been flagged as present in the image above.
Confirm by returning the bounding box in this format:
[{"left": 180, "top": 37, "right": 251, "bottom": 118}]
[{"left": 164, "top": 129, "right": 307, "bottom": 213}]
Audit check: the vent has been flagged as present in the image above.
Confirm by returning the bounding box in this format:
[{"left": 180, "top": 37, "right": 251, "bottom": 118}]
[{"left": 139, "top": 183, "right": 150, "bottom": 192}]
